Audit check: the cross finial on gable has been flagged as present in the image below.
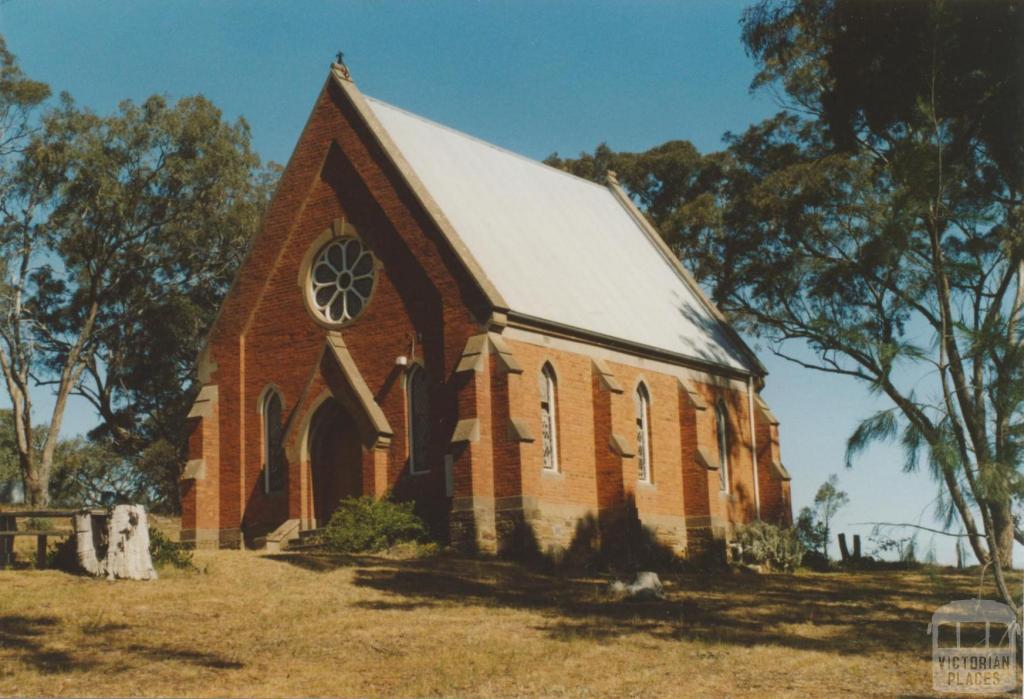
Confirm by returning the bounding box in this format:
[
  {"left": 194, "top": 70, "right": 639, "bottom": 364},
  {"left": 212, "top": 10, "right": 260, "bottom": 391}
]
[{"left": 333, "top": 50, "right": 352, "bottom": 81}]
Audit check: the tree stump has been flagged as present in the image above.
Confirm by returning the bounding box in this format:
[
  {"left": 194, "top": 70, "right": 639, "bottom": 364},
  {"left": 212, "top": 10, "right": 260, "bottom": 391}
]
[
  {"left": 72, "top": 505, "right": 157, "bottom": 581},
  {"left": 73, "top": 511, "right": 107, "bottom": 575}
]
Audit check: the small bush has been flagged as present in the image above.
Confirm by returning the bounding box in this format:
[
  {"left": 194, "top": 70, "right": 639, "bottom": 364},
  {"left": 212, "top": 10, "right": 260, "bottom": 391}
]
[
  {"left": 800, "top": 548, "right": 832, "bottom": 572},
  {"left": 734, "top": 521, "right": 803, "bottom": 572},
  {"left": 148, "top": 526, "right": 196, "bottom": 570},
  {"left": 46, "top": 536, "right": 78, "bottom": 570},
  {"left": 322, "top": 496, "right": 428, "bottom": 553}
]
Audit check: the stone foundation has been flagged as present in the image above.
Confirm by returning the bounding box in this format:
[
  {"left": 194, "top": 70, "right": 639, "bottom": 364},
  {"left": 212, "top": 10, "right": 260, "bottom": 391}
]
[{"left": 180, "top": 527, "right": 241, "bottom": 550}]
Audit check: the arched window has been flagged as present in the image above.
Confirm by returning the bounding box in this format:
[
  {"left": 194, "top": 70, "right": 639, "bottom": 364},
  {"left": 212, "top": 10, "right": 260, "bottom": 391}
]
[
  {"left": 262, "top": 389, "right": 285, "bottom": 493},
  {"left": 636, "top": 382, "right": 652, "bottom": 483},
  {"left": 716, "top": 401, "right": 730, "bottom": 492},
  {"left": 407, "top": 365, "right": 430, "bottom": 474},
  {"left": 540, "top": 363, "right": 559, "bottom": 471}
]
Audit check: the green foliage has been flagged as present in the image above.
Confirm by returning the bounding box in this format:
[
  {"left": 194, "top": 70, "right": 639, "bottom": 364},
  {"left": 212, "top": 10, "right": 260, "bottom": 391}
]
[
  {"left": 148, "top": 526, "right": 196, "bottom": 571},
  {"left": 870, "top": 531, "right": 919, "bottom": 565},
  {"left": 45, "top": 536, "right": 77, "bottom": 570},
  {"left": 735, "top": 520, "right": 804, "bottom": 572},
  {"left": 1, "top": 409, "right": 166, "bottom": 509},
  {"left": 795, "top": 507, "right": 824, "bottom": 558},
  {"left": 0, "top": 34, "right": 277, "bottom": 509},
  {"left": 548, "top": 2, "right": 1024, "bottom": 578},
  {"left": 0, "top": 410, "right": 19, "bottom": 489},
  {"left": 322, "top": 496, "right": 429, "bottom": 554},
  {"left": 795, "top": 475, "right": 849, "bottom": 561}
]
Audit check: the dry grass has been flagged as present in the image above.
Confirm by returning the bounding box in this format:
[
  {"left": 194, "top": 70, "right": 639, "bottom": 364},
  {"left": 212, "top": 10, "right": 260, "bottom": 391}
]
[{"left": 0, "top": 547, "right": 1018, "bottom": 698}]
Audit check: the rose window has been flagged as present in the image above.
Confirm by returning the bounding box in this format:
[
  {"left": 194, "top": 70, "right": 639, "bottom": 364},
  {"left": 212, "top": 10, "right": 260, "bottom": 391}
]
[{"left": 309, "top": 238, "right": 375, "bottom": 324}]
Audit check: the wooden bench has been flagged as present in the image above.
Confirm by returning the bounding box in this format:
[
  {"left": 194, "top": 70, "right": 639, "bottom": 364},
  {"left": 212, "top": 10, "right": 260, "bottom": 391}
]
[{"left": 0, "top": 509, "right": 105, "bottom": 569}]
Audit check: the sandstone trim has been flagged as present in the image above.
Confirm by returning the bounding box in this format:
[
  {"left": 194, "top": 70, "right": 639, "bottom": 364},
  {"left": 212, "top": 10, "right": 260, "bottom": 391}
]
[
  {"left": 609, "top": 433, "right": 635, "bottom": 458},
  {"left": 770, "top": 460, "right": 791, "bottom": 481},
  {"left": 695, "top": 445, "right": 720, "bottom": 471},
  {"left": 181, "top": 459, "right": 206, "bottom": 481},
  {"left": 451, "top": 418, "right": 480, "bottom": 444},
  {"left": 678, "top": 378, "right": 708, "bottom": 411},
  {"left": 755, "top": 394, "right": 780, "bottom": 425},
  {"left": 323, "top": 332, "right": 394, "bottom": 448},
  {"left": 488, "top": 332, "right": 524, "bottom": 374},
  {"left": 592, "top": 358, "right": 624, "bottom": 394},
  {"left": 507, "top": 418, "right": 535, "bottom": 443},
  {"left": 455, "top": 333, "right": 488, "bottom": 374}
]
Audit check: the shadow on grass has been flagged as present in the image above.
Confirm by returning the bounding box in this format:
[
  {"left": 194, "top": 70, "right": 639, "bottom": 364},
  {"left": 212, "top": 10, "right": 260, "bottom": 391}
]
[
  {"left": 0, "top": 613, "right": 244, "bottom": 674},
  {"left": 265, "top": 551, "right": 979, "bottom": 658},
  {"left": 0, "top": 615, "right": 86, "bottom": 674}
]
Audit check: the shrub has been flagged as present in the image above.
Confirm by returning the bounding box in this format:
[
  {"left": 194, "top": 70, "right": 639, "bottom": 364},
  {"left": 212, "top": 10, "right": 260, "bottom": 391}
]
[
  {"left": 47, "top": 536, "right": 78, "bottom": 570},
  {"left": 734, "top": 521, "right": 803, "bottom": 572},
  {"left": 148, "top": 526, "right": 196, "bottom": 570},
  {"left": 800, "top": 548, "right": 832, "bottom": 572},
  {"left": 322, "top": 496, "right": 428, "bottom": 553}
]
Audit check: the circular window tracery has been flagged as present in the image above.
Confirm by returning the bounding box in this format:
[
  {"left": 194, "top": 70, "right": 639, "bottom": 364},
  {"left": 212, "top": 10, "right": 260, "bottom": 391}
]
[{"left": 308, "top": 237, "right": 375, "bottom": 324}]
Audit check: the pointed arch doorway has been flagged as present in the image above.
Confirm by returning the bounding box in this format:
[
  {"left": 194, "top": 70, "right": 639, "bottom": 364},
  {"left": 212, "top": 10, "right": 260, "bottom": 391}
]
[{"left": 308, "top": 398, "right": 363, "bottom": 527}]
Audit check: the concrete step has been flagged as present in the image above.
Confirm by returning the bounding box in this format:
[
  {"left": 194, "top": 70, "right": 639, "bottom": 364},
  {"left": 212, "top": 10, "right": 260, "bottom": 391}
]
[
  {"left": 298, "top": 527, "right": 325, "bottom": 541},
  {"left": 283, "top": 540, "right": 323, "bottom": 552},
  {"left": 283, "top": 528, "right": 325, "bottom": 552},
  {"left": 263, "top": 518, "right": 301, "bottom": 553}
]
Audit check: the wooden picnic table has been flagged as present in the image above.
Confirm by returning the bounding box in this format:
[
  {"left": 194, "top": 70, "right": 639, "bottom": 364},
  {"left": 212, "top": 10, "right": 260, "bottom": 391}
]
[{"left": 0, "top": 509, "right": 105, "bottom": 569}]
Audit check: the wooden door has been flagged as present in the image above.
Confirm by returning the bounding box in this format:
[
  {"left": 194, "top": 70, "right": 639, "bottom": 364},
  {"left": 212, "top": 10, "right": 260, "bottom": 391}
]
[{"left": 309, "top": 399, "right": 363, "bottom": 527}]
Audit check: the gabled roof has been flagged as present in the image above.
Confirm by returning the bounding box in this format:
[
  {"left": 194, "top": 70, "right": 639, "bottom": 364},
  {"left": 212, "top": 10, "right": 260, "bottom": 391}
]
[{"left": 335, "top": 68, "right": 762, "bottom": 375}]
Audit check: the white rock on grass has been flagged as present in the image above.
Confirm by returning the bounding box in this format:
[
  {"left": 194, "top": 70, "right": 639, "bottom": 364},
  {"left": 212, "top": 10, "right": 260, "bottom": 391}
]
[{"left": 610, "top": 571, "right": 665, "bottom": 600}]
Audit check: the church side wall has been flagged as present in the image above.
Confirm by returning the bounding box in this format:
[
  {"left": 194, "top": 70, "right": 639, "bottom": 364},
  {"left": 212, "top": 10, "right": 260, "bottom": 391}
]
[{"left": 499, "top": 333, "right": 767, "bottom": 558}]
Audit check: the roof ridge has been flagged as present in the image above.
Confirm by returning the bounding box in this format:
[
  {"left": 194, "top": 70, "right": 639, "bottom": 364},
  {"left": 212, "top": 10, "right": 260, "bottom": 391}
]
[{"left": 363, "top": 95, "right": 611, "bottom": 194}]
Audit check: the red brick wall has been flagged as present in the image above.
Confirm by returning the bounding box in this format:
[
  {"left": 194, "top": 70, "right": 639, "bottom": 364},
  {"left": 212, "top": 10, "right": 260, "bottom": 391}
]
[
  {"left": 181, "top": 388, "right": 221, "bottom": 547},
  {"left": 497, "top": 337, "right": 783, "bottom": 555},
  {"left": 186, "top": 77, "right": 489, "bottom": 544},
  {"left": 756, "top": 413, "right": 792, "bottom": 526},
  {"left": 512, "top": 345, "right": 598, "bottom": 510}
]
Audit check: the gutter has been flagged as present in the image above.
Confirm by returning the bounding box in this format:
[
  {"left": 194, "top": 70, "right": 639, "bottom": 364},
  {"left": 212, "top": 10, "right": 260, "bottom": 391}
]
[{"left": 506, "top": 310, "right": 757, "bottom": 382}]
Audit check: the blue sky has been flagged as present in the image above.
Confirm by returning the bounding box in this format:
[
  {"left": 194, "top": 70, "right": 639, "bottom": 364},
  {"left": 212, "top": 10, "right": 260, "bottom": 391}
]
[{"left": 2, "top": 0, "right": 1008, "bottom": 564}]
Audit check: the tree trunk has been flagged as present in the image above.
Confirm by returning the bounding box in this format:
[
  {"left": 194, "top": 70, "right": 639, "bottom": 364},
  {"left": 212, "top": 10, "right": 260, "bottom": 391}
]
[
  {"left": 989, "top": 499, "right": 1015, "bottom": 568},
  {"left": 23, "top": 471, "right": 46, "bottom": 507},
  {"left": 71, "top": 505, "right": 157, "bottom": 581},
  {"left": 20, "top": 447, "right": 47, "bottom": 507}
]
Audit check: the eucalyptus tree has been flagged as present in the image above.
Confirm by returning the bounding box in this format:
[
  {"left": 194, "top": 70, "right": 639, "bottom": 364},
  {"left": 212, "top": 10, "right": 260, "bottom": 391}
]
[
  {"left": 550, "top": 0, "right": 1022, "bottom": 611},
  {"left": 0, "top": 37, "right": 51, "bottom": 507},
  {"left": 0, "top": 38, "right": 273, "bottom": 508}
]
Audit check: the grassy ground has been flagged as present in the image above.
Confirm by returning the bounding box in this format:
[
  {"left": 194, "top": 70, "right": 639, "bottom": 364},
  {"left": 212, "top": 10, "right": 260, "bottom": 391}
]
[{"left": 1, "top": 545, "right": 1019, "bottom": 698}]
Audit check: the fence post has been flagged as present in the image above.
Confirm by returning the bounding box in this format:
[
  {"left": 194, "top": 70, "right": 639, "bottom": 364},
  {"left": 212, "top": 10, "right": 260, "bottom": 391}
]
[
  {"left": 0, "top": 514, "right": 13, "bottom": 567},
  {"left": 838, "top": 533, "right": 851, "bottom": 562},
  {"left": 36, "top": 534, "right": 47, "bottom": 569}
]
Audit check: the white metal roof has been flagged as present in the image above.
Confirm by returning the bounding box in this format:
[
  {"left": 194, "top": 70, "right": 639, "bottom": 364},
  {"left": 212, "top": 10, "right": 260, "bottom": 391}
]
[{"left": 365, "top": 96, "right": 754, "bottom": 373}]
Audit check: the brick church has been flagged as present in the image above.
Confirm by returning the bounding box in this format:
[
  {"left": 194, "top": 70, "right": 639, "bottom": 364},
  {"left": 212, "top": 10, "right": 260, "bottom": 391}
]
[{"left": 180, "top": 62, "right": 792, "bottom": 554}]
